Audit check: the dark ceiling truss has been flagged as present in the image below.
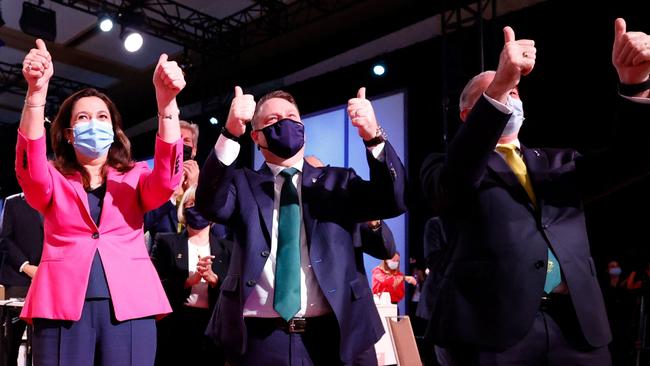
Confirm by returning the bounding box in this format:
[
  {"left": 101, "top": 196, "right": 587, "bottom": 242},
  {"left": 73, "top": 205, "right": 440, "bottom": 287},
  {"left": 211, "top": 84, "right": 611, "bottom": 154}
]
[
  {"left": 0, "top": 60, "right": 100, "bottom": 107},
  {"left": 49, "top": 0, "right": 361, "bottom": 55},
  {"left": 439, "top": 0, "right": 496, "bottom": 149}
]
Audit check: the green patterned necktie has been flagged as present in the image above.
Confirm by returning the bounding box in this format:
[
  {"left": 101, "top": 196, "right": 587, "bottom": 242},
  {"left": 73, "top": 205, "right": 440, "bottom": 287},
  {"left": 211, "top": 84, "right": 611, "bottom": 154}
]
[
  {"left": 496, "top": 144, "right": 561, "bottom": 293},
  {"left": 273, "top": 167, "right": 301, "bottom": 321}
]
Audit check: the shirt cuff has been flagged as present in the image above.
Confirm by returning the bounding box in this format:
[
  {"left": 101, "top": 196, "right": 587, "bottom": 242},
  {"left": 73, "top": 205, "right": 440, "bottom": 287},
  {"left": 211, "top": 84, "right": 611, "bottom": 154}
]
[
  {"left": 483, "top": 92, "right": 513, "bottom": 114},
  {"left": 214, "top": 135, "right": 240, "bottom": 166},
  {"left": 19, "top": 261, "right": 29, "bottom": 273},
  {"left": 367, "top": 142, "right": 386, "bottom": 162}
]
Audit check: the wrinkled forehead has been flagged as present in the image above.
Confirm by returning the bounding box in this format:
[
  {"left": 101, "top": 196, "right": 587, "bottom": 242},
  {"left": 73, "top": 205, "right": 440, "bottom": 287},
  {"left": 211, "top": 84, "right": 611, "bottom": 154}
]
[{"left": 254, "top": 98, "right": 300, "bottom": 129}]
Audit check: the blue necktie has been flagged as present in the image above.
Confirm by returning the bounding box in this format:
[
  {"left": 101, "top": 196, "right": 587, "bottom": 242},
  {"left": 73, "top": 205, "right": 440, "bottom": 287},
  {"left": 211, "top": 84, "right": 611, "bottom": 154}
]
[
  {"left": 274, "top": 168, "right": 301, "bottom": 321},
  {"left": 497, "top": 144, "right": 561, "bottom": 293}
]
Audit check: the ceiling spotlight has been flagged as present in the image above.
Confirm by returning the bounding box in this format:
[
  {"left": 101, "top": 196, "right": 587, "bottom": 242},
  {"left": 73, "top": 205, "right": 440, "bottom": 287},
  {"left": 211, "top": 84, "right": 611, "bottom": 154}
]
[
  {"left": 372, "top": 63, "right": 386, "bottom": 77},
  {"left": 98, "top": 16, "right": 114, "bottom": 32},
  {"left": 122, "top": 30, "right": 143, "bottom": 52},
  {"left": 209, "top": 117, "right": 219, "bottom": 125}
]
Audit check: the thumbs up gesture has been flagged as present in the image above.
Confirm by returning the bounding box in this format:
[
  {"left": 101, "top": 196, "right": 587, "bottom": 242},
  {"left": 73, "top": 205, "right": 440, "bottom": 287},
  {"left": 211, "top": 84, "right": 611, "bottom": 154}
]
[
  {"left": 153, "top": 53, "right": 186, "bottom": 107},
  {"left": 348, "top": 87, "right": 379, "bottom": 141},
  {"left": 612, "top": 18, "right": 650, "bottom": 86},
  {"left": 23, "top": 39, "right": 53, "bottom": 94},
  {"left": 225, "top": 86, "right": 256, "bottom": 138},
  {"left": 487, "top": 27, "right": 536, "bottom": 102}
]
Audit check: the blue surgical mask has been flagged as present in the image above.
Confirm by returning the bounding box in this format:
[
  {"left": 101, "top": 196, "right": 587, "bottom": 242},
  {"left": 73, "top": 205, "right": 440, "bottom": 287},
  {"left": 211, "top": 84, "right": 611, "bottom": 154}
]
[
  {"left": 502, "top": 95, "right": 525, "bottom": 138},
  {"left": 72, "top": 119, "right": 114, "bottom": 159},
  {"left": 609, "top": 267, "right": 622, "bottom": 276},
  {"left": 387, "top": 260, "right": 399, "bottom": 270},
  {"left": 184, "top": 207, "right": 210, "bottom": 230},
  {"left": 257, "top": 118, "right": 305, "bottom": 159}
]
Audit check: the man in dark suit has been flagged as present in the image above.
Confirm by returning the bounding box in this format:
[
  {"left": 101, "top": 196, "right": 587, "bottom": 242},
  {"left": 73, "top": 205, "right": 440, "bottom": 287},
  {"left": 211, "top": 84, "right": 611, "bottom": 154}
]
[
  {"left": 196, "top": 86, "right": 407, "bottom": 365},
  {"left": 420, "top": 20, "right": 650, "bottom": 365},
  {"left": 0, "top": 193, "right": 43, "bottom": 366}
]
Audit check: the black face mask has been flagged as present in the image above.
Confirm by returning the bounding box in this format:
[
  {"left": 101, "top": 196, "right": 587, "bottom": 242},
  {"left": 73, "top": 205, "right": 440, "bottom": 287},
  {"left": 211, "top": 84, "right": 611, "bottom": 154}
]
[
  {"left": 182, "top": 144, "right": 193, "bottom": 161},
  {"left": 184, "top": 207, "right": 210, "bottom": 230},
  {"left": 257, "top": 118, "right": 305, "bottom": 159}
]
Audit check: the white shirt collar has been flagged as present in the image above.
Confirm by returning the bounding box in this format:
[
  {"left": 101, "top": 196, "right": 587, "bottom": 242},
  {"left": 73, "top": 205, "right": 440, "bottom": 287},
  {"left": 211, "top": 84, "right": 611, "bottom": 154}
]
[{"left": 265, "top": 159, "right": 304, "bottom": 177}]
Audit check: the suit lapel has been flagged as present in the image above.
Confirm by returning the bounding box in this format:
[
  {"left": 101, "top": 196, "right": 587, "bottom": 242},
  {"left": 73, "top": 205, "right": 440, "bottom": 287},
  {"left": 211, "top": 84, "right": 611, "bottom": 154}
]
[
  {"left": 487, "top": 151, "right": 535, "bottom": 212},
  {"left": 173, "top": 233, "right": 190, "bottom": 273},
  {"left": 301, "top": 162, "right": 323, "bottom": 248},
  {"left": 245, "top": 164, "right": 275, "bottom": 243},
  {"left": 522, "top": 147, "right": 548, "bottom": 208},
  {"left": 100, "top": 167, "right": 119, "bottom": 229},
  {"left": 67, "top": 172, "right": 97, "bottom": 230}
]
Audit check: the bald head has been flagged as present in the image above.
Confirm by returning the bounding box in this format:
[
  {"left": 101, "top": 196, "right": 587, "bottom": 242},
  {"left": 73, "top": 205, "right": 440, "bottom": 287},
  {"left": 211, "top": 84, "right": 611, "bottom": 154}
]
[{"left": 459, "top": 71, "right": 496, "bottom": 122}]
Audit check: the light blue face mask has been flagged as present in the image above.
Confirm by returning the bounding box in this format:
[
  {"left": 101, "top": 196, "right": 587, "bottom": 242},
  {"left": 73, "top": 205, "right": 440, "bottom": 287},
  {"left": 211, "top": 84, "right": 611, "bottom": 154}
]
[
  {"left": 502, "top": 95, "right": 525, "bottom": 138},
  {"left": 609, "top": 267, "right": 622, "bottom": 276},
  {"left": 72, "top": 119, "right": 114, "bottom": 159}
]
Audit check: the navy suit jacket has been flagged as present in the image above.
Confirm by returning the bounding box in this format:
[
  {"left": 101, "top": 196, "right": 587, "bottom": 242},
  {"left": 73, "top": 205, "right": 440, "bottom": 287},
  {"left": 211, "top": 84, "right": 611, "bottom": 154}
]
[
  {"left": 196, "top": 142, "right": 407, "bottom": 362},
  {"left": 420, "top": 95, "right": 650, "bottom": 350},
  {"left": 0, "top": 193, "right": 43, "bottom": 287}
]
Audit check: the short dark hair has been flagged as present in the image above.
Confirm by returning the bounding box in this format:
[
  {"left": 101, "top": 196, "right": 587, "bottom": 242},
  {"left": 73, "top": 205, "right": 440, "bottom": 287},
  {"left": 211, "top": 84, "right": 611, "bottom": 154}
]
[
  {"left": 252, "top": 90, "right": 299, "bottom": 129},
  {"left": 50, "top": 88, "right": 134, "bottom": 188}
]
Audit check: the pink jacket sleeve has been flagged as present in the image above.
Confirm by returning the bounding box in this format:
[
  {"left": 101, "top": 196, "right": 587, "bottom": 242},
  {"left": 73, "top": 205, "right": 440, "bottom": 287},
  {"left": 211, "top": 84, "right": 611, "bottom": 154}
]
[
  {"left": 138, "top": 135, "right": 183, "bottom": 212},
  {"left": 15, "top": 131, "right": 53, "bottom": 213}
]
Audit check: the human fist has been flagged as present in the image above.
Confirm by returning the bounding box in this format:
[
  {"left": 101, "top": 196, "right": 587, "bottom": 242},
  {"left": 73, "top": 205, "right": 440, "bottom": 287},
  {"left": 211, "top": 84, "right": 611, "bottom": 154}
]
[
  {"left": 348, "top": 87, "right": 379, "bottom": 141},
  {"left": 487, "top": 27, "right": 536, "bottom": 102},
  {"left": 153, "top": 54, "right": 186, "bottom": 105},
  {"left": 612, "top": 18, "right": 650, "bottom": 86},
  {"left": 226, "top": 86, "right": 256, "bottom": 137},
  {"left": 23, "top": 39, "right": 53, "bottom": 94}
]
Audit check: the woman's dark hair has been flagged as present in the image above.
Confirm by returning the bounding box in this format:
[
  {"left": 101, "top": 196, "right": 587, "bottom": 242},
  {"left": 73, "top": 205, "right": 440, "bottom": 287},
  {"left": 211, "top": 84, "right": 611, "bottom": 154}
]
[{"left": 50, "top": 88, "right": 134, "bottom": 188}]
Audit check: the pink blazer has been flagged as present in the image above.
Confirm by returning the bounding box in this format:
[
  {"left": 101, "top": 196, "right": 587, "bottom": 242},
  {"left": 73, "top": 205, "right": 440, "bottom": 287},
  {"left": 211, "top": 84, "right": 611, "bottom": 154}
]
[{"left": 15, "top": 131, "right": 182, "bottom": 322}]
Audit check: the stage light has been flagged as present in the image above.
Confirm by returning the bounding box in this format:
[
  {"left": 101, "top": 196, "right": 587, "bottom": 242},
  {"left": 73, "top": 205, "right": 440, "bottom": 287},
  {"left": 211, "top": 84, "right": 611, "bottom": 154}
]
[
  {"left": 209, "top": 117, "right": 219, "bottom": 125},
  {"left": 98, "top": 15, "right": 114, "bottom": 32},
  {"left": 119, "top": 11, "right": 145, "bottom": 53},
  {"left": 122, "top": 30, "right": 143, "bottom": 52},
  {"left": 372, "top": 63, "right": 386, "bottom": 77},
  {"left": 19, "top": 2, "right": 57, "bottom": 41}
]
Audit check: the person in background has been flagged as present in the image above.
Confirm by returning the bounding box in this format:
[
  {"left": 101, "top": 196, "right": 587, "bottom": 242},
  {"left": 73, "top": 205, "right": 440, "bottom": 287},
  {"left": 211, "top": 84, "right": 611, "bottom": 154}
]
[
  {"left": 15, "top": 38, "right": 184, "bottom": 365},
  {"left": 152, "top": 186, "right": 231, "bottom": 366},
  {"left": 0, "top": 193, "right": 43, "bottom": 366},
  {"left": 144, "top": 121, "right": 201, "bottom": 250},
  {"left": 372, "top": 252, "right": 417, "bottom": 304},
  {"left": 602, "top": 260, "right": 637, "bottom": 366}
]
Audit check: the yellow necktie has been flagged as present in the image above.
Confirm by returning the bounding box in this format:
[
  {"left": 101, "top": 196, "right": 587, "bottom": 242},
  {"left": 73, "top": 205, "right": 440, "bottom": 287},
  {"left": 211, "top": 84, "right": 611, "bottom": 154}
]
[
  {"left": 496, "top": 144, "right": 536, "bottom": 205},
  {"left": 496, "top": 144, "right": 561, "bottom": 293}
]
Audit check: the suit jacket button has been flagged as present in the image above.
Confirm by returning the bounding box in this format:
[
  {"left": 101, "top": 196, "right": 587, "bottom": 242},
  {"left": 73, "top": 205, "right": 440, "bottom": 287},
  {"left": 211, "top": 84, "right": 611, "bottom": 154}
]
[
  {"left": 246, "top": 279, "right": 257, "bottom": 287},
  {"left": 92, "top": 232, "right": 100, "bottom": 239},
  {"left": 534, "top": 260, "right": 545, "bottom": 269},
  {"left": 261, "top": 250, "right": 270, "bottom": 257}
]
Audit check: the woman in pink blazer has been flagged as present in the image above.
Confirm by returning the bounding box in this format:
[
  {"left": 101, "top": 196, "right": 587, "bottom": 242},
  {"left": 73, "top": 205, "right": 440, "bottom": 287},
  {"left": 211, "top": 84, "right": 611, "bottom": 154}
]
[{"left": 15, "top": 39, "right": 185, "bottom": 365}]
